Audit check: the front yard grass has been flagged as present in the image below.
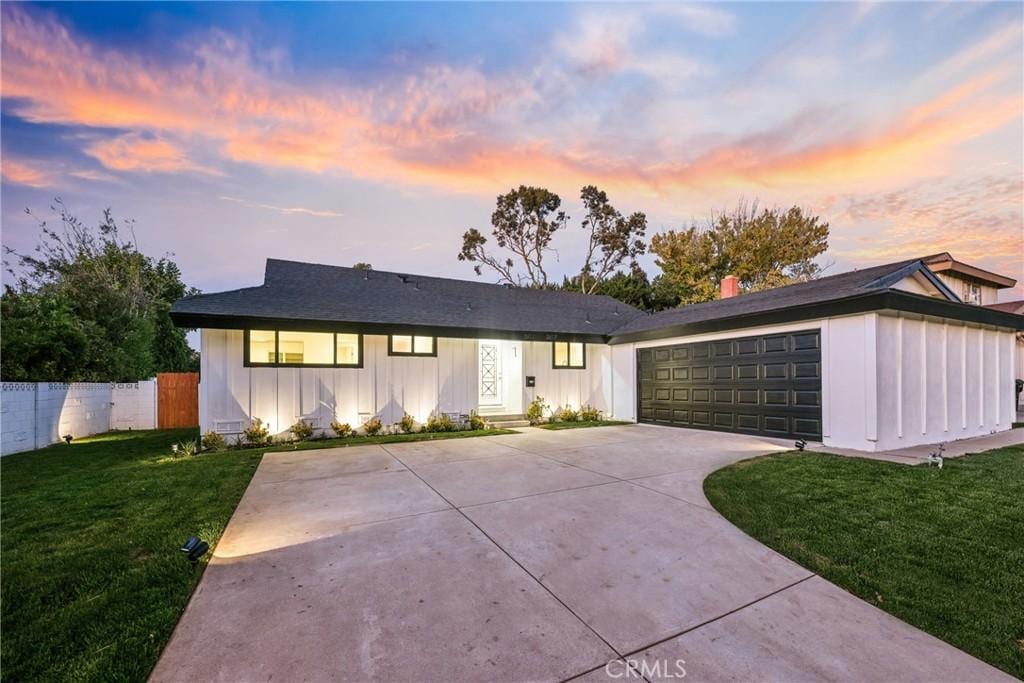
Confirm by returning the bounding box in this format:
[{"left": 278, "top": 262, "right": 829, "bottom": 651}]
[
  {"left": 0, "top": 426, "right": 517, "bottom": 681},
  {"left": 704, "top": 446, "right": 1024, "bottom": 678},
  {"left": 538, "top": 420, "right": 632, "bottom": 430}
]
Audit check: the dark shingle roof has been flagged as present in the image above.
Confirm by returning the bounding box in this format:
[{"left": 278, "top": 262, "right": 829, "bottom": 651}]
[
  {"left": 170, "top": 259, "right": 645, "bottom": 338},
  {"left": 610, "top": 259, "right": 922, "bottom": 336},
  {"left": 172, "top": 257, "right": 1024, "bottom": 340}
]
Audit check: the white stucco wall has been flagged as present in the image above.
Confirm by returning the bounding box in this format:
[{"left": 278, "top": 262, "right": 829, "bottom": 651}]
[
  {"left": 607, "top": 312, "right": 1018, "bottom": 452},
  {"left": 199, "top": 330, "right": 612, "bottom": 434}
]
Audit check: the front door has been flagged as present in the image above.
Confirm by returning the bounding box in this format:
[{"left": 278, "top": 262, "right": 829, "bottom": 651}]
[{"left": 479, "top": 342, "right": 503, "bottom": 408}]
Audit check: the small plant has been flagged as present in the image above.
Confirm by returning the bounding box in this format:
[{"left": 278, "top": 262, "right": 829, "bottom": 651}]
[
  {"left": 243, "top": 418, "right": 271, "bottom": 447},
  {"left": 555, "top": 405, "right": 580, "bottom": 422},
  {"left": 330, "top": 420, "right": 352, "bottom": 438},
  {"left": 425, "top": 413, "right": 455, "bottom": 433},
  {"left": 526, "top": 395, "right": 548, "bottom": 425},
  {"left": 173, "top": 439, "right": 198, "bottom": 457},
  {"left": 468, "top": 410, "right": 487, "bottom": 431},
  {"left": 201, "top": 431, "right": 226, "bottom": 452},
  {"left": 362, "top": 417, "right": 383, "bottom": 436},
  {"left": 289, "top": 419, "right": 315, "bottom": 441},
  {"left": 579, "top": 405, "right": 602, "bottom": 422},
  {"left": 399, "top": 413, "right": 416, "bottom": 434}
]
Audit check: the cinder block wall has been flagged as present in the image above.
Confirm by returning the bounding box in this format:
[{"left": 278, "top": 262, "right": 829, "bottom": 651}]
[{"left": 1, "top": 381, "right": 160, "bottom": 456}]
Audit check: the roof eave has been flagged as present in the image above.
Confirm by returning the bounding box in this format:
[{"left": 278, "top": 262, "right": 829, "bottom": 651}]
[{"left": 607, "top": 290, "right": 1024, "bottom": 344}]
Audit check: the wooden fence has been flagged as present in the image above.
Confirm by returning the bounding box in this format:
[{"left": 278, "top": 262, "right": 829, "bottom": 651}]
[{"left": 157, "top": 372, "right": 199, "bottom": 428}]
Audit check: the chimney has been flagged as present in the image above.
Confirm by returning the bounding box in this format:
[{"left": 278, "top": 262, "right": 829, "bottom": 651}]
[{"left": 720, "top": 275, "right": 740, "bottom": 299}]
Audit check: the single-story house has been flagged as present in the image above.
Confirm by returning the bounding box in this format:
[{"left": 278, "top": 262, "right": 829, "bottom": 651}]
[{"left": 170, "top": 254, "right": 1023, "bottom": 452}]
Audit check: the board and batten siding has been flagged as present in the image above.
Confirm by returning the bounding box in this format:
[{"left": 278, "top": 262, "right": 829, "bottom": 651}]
[
  {"left": 200, "top": 330, "right": 477, "bottom": 435},
  {"left": 607, "top": 312, "right": 1018, "bottom": 452},
  {"left": 520, "top": 341, "right": 612, "bottom": 417},
  {"left": 199, "top": 330, "right": 613, "bottom": 435}
]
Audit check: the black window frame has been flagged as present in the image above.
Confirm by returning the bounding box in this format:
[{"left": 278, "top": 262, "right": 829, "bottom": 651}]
[
  {"left": 387, "top": 334, "right": 438, "bottom": 357},
  {"left": 244, "top": 329, "right": 364, "bottom": 368},
  {"left": 552, "top": 341, "right": 586, "bottom": 369}
]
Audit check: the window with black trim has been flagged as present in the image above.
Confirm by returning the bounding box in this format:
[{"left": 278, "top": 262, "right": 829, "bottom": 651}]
[
  {"left": 244, "top": 330, "right": 362, "bottom": 367},
  {"left": 388, "top": 334, "right": 436, "bottom": 357},
  {"left": 553, "top": 341, "right": 585, "bottom": 369}
]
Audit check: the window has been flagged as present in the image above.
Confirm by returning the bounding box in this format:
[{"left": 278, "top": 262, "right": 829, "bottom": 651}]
[
  {"left": 336, "top": 333, "right": 360, "bottom": 365},
  {"left": 245, "top": 330, "right": 362, "bottom": 367},
  {"left": 963, "top": 282, "right": 982, "bottom": 305},
  {"left": 389, "top": 335, "right": 436, "bottom": 357},
  {"left": 553, "top": 341, "right": 586, "bottom": 369}
]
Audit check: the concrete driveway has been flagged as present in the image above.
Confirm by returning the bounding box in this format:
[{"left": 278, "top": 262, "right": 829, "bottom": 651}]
[{"left": 151, "top": 425, "right": 1011, "bottom": 682}]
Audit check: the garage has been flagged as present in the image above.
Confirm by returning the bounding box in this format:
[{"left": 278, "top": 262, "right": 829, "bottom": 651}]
[{"left": 637, "top": 329, "right": 822, "bottom": 440}]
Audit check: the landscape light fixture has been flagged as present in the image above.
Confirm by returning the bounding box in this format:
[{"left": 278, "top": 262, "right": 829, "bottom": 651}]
[
  {"left": 794, "top": 439, "right": 806, "bottom": 451},
  {"left": 180, "top": 536, "right": 209, "bottom": 563},
  {"left": 62, "top": 435, "right": 73, "bottom": 445}
]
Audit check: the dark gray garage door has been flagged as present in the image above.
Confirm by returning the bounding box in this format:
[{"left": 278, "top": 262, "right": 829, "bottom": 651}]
[{"left": 637, "top": 329, "right": 822, "bottom": 440}]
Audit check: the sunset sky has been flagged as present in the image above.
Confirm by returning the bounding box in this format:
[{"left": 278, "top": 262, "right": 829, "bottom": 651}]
[{"left": 2, "top": 1, "right": 1022, "bottom": 300}]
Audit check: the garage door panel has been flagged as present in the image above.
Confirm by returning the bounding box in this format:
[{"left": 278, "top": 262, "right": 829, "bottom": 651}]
[{"left": 637, "top": 329, "right": 821, "bottom": 439}]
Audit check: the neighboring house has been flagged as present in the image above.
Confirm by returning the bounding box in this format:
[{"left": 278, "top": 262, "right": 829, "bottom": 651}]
[{"left": 171, "top": 256, "right": 1023, "bottom": 452}]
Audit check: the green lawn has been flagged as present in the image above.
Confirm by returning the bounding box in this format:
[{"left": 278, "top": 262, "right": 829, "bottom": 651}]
[
  {"left": 0, "top": 426, "right": 516, "bottom": 681},
  {"left": 704, "top": 446, "right": 1024, "bottom": 678},
  {"left": 538, "top": 420, "right": 633, "bottom": 430}
]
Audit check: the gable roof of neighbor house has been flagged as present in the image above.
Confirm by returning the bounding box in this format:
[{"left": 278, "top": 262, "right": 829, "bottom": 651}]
[
  {"left": 922, "top": 252, "right": 1018, "bottom": 289},
  {"left": 170, "top": 257, "right": 1024, "bottom": 343},
  {"left": 984, "top": 300, "right": 1024, "bottom": 315}
]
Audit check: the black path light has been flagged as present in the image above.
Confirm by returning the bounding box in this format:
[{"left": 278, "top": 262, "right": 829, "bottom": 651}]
[
  {"left": 180, "top": 536, "right": 209, "bottom": 563},
  {"left": 794, "top": 439, "right": 807, "bottom": 451}
]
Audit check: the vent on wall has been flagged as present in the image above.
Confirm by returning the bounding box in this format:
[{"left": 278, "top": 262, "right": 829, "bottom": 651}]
[{"left": 213, "top": 420, "right": 244, "bottom": 434}]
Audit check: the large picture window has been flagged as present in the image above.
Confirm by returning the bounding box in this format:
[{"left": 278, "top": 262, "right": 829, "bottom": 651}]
[
  {"left": 389, "top": 335, "right": 436, "bottom": 357},
  {"left": 245, "top": 330, "right": 362, "bottom": 367},
  {"left": 553, "top": 341, "right": 586, "bottom": 369}
]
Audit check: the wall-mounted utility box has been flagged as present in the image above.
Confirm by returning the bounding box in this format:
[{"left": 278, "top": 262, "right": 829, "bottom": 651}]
[{"left": 525, "top": 376, "right": 536, "bottom": 387}]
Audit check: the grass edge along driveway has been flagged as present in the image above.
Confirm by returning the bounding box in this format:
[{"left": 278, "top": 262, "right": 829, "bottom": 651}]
[
  {"left": 704, "top": 446, "right": 1024, "bottom": 679},
  {"left": 0, "top": 427, "right": 514, "bottom": 681}
]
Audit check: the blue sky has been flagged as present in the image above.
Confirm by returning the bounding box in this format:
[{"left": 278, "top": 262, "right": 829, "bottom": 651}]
[{"left": 2, "top": 1, "right": 1022, "bottom": 298}]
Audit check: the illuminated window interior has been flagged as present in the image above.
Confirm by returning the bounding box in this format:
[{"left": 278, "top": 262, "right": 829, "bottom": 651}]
[
  {"left": 248, "top": 330, "right": 277, "bottom": 364},
  {"left": 246, "top": 330, "right": 361, "bottom": 367},
  {"left": 390, "top": 335, "right": 436, "bottom": 356},
  {"left": 336, "top": 334, "right": 360, "bottom": 365},
  {"left": 553, "top": 341, "right": 585, "bottom": 369}
]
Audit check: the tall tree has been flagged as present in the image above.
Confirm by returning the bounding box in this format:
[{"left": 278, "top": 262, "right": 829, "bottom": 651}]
[
  {"left": 578, "top": 185, "right": 647, "bottom": 294},
  {"left": 458, "top": 185, "right": 567, "bottom": 287},
  {"left": 2, "top": 201, "right": 198, "bottom": 381},
  {"left": 651, "top": 201, "right": 829, "bottom": 305}
]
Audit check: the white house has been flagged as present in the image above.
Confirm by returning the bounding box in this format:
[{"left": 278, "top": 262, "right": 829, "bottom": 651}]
[{"left": 171, "top": 255, "right": 1023, "bottom": 452}]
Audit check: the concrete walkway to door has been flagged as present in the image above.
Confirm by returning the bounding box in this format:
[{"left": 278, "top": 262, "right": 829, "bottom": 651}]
[{"left": 151, "top": 425, "right": 1012, "bottom": 682}]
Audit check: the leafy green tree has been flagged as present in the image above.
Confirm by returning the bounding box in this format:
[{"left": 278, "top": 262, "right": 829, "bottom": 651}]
[
  {"left": 651, "top": 202, "right": 829, "bottom": 305},
  {"left": 578, "top": 185, "right": 647, "bottom": 294},
  {"left": 559, "top": 267, "right": 678, "bottom": 312},
  {"left": 2, "top": 201, "right": 198, "bottom": 381}
]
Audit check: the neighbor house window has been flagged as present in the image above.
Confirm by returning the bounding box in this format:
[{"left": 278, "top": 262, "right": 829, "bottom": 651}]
[
  {"left": 553, "top": 341, "right": 585, "bottom": 369},
  {"left": 245, "top": 330, "right": 362, "bottom": 367},
  {"left": 389, "top": 335, "right": 436, "bottom": 357},
  {"left": 963, "top": 282, "right": 982, "bottom": 305}
]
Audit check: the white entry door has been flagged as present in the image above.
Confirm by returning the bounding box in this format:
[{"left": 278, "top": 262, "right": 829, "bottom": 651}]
[{"left": 479, "top": 342, "right": 503, "bottom": 407}]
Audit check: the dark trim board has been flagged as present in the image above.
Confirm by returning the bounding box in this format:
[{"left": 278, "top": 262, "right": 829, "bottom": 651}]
[
  {"left": 610, "top": 290, "right": 1024, "bottom": 344},
  {"left": 636, "top": 329, "right": 823, "bottom": 440}
]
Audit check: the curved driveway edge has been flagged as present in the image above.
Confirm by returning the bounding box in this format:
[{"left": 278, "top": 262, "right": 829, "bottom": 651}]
[{"left": 151, "top": 425, "right": 1013, "bottom": 682}]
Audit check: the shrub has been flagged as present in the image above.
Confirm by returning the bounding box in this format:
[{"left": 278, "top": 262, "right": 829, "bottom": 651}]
[
  {"left": 555, "top": 405, "right": 580, "bottom": 422},
  {"left": 330, "top": 420, "right": 352, "bottom": 438},
  {"left": 243, "top": 418, "right": 271, "bottom": 446},
  {"left": 289, "top": 419, "right": 314, "bottom": 441},
  {"left": 399, "top": 413, "right": 416, "bottom": 434},
  {"left": 362, "top": 417, "right": 383, "bottom": 436},
  {"left": 579, "top": 405, "right": 602, "bottom": 422},
  {"left": 425, "top": 413, "right": 455, "bottom": 433},
  {"left": 468, "top": 410, "right": 487, "bottom": 431},
  {"left": 526, "top": 395, "right": 548, "bottom": 425},
  {"left": 201, "top": 431, "right": 226, "bottom": 452}
]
